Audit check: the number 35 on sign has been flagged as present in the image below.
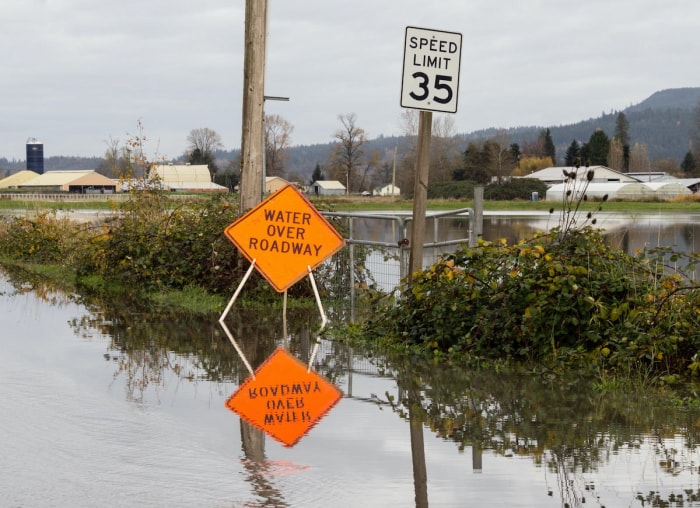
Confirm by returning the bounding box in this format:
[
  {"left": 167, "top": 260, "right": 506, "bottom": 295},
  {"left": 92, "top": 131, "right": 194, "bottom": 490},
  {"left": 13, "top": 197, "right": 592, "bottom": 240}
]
[{"left": 401, "top": 26, "right": 462, "bottom": 114}]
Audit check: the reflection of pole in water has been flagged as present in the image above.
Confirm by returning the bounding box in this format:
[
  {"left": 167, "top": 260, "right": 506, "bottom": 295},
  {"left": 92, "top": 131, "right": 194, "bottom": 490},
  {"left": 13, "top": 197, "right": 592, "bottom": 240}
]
[
  {"left": 472, "top": 442, "right": 483, "bottom": 473},
  {"left": 409, "top": 393, "right": 429, "bottom": 508},
  {"left": 240, "top": 421, "right": 290, "bottom": 507}
]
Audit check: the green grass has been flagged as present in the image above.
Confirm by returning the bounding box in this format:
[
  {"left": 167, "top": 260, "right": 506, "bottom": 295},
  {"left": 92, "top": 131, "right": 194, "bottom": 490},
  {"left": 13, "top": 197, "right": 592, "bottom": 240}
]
[
  {"left": 148, "top": 285, "right": 228, "bottom": 315},
  {"left": 3, "top": 193, "right": 699, "bottom": 213},
  {"left": 319, "top": 196, "right": 700, "bottom": 212},
  {"left": 0, "top": 199, "right": 117, "bottom": 210}
]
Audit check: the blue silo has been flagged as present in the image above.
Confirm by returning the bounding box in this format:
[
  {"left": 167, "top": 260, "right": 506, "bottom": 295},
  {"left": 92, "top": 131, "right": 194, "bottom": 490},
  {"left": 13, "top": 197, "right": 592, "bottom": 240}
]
[{"left": 26, "top": 138, "right": 44, "bottom": 174}]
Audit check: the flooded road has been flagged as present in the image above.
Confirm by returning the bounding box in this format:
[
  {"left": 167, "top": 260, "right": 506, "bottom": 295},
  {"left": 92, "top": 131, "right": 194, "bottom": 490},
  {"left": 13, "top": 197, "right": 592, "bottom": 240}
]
[{"left": 3, "top": 267, "right": 700, "bottom": 508}]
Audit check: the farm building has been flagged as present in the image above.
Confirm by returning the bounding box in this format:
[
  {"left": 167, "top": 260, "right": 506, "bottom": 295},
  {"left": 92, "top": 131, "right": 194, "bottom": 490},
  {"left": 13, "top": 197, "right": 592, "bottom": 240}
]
[
  {"left": 0, "top": 170, "right": 40, "bottom": 189},
  {"left": 265, "top": 176, "right": 289, "bottom": 194},
  {"left": 373, "top": 184, "right": 400, "bottom": 197},
  {"left": 525, "top": 166, "right": 639, "bottom": 185},
  {"left": 545, "top": 182, "right": 652, "bottom": 201},
  {"left": 545, "top": 181, "right": 692, "bottom": 201},
  {"left": 149, "top": 164, "right": 227, "bottom": 193},
  {"left": 309, "top": 180, "right": 346, "bottom": 196},
  {"left": 643, "top": 182, "right": 692, "bottom": 199},
  {"left": 18, "top": 170, "right": 119, "bottom": 193}
]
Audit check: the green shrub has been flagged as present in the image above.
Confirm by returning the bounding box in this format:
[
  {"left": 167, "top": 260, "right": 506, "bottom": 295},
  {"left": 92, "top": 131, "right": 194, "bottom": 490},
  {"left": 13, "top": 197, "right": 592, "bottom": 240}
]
[
  {"left": 365, "top": 226, "right": 700, "bottom": 377},
  {"left": 484, "top": 178, "right": 548, "bottom": 200},
  {"left": 0, "top": 211, "right": 88, "bottom": 265},
  {"left": 75, "top": 193, "right": 245, "bottom": 293}
]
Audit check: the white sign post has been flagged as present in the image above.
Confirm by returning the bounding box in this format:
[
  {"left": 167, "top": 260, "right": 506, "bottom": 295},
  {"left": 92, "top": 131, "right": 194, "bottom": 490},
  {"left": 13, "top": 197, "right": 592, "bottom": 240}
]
[{"left": 401, "top": 26, "right": 462, "bottom": 114}]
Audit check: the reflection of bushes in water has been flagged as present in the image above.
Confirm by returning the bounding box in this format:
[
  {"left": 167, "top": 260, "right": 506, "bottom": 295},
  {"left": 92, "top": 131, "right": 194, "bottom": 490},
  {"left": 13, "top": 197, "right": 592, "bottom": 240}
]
[
  {"left": 0, "top": 264, "right": 80, "bottom": 306},
  {"left": 372, "top": 352, "right": 700, "bottom": 474},
  {"left": 67, "top": 295, "right": 324, "bottom": 400}
]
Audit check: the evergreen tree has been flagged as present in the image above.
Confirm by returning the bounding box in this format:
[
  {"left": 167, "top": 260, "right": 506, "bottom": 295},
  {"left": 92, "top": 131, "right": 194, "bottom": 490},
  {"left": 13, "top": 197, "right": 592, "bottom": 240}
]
[
  {"left": 187, "top": 147, "right": 219, "bottom": 174},
  {"left": 564, "top": 140, "right": 581, "bottom": 166},
  {"left": 614, "top": 112, "right": 631, "bottom": 171},
  {"left": 614, "top": 112, "right": 630, "bottom": 146},
  {"left": 681, "top": 150, "right": 697, "bottom": 175},
  {"left": 587, "top": 129, "right": 610, "bottom": 166},
  {"left": 311, "top": 163, "right": 324, "bottom": 183},
  {"left": 454, "top": 142, "right": 492, "bottom": 183},
  {"left": 539, "top": 128, "right": 556, "bottom": 165}
]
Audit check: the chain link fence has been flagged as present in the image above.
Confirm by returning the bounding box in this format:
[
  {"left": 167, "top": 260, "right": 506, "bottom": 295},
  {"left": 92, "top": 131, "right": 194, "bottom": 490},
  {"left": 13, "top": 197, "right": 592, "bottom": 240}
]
[{"left": 318, "top": 209, "right": 477, "bottom": 322}]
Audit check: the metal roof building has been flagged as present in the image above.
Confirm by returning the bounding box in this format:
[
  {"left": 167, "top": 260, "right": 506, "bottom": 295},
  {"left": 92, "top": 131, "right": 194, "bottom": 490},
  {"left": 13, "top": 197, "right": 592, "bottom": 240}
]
[
  {"left": 644, "top": 181, "right": 693, "bottom": 199},
  {"left": 265, "top": 176, "right": 289, "bottom": 194},
  {"left": 545, "top": 182, "right": 649, "bottom": 201},
  {"left": 546, "top": 181, "right": 692, "bottom": 201},
  {"left": 0, "top": 170, "right": 40, "bottom": 189},
  {"left": 19, "top": 170, "right": 119, "bottom": 193},
  {"left": 149, "top": 164, "right": 227, "bottom": 193},
  {"left": 309, "top": 180, "right": 346, "bottom": 196},
  {"left": 525, "top": 166, "right": 640, "bottom": 185}
]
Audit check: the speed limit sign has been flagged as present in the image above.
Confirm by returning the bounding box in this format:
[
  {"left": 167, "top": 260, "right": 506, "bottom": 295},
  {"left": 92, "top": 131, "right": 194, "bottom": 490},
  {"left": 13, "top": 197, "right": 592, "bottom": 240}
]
[{"left": 401, "top": 26, "right": 462, "bottom": 114}]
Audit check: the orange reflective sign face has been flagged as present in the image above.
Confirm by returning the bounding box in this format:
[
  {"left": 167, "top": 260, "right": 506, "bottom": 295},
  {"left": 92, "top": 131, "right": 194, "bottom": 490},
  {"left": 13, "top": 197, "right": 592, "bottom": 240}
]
[
  {"left": 224, "top": 184, "right": 345, "bottom": 292},
  {"left": 225, "top": 347, "right": 343, "bottom": 447}
]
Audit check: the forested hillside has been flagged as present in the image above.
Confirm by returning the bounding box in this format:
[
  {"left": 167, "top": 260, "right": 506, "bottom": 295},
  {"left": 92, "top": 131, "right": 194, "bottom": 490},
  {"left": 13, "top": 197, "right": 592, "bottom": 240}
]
[{"left": 2, "top": 88, "right": 698, "bottom": 184}]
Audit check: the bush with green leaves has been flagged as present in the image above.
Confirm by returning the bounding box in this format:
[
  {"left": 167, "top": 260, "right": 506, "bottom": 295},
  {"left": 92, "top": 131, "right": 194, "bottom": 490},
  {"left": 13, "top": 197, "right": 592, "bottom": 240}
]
[
  {"left": 0, "top": 211, "right": 88, "bottom": 265},
  {"left": 74, "top": 192, "right": 250, "bottom": 294},
  {"left": 365, "top": 226, "right": 700, "bottom": 378}
]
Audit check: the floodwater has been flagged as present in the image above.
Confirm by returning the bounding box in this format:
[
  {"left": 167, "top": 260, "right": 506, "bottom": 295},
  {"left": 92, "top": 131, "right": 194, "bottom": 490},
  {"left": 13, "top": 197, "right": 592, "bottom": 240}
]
[
  {"left": 2, "top": 211, "right": 700, "bottom": 507},
  {"left": 346, "top": 210, "right": 700, "bottom": 293}
]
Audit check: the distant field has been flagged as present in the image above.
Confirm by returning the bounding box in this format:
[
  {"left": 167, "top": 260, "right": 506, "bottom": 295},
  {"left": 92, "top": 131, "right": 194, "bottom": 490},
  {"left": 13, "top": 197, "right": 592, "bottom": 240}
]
[
  {"left": 1, "top": 193, "right": 699, "bottom": 213},
  {"left": 315, "top": 196, "right": 700, "bottom": 212}
]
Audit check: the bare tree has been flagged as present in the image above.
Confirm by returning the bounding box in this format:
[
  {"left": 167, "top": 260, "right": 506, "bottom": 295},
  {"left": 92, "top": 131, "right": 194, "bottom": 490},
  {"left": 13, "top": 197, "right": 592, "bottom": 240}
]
[
  {"left": 186, "top": 128, "right": 223, "bottom": 158},
  {"left": 264, "top": 114, "right": 293, "bottom": 178},
  {"left": 331, "top": 113, "right": 366, "bottom": 193},
  {"left": 357, "top": 149, "right": 382, "bottom": 193},
  {"left": 429, "top": 115, "right": 461, "bottom": 183},
  {"left": 608, "top": 137, "right": 624, "bottom": 171},
  {"left": 96, "top": 136, "right": 124, "bottom": 178},
  {"left": 487, "top": 130, "right": 516, "bottom": 183},
  {"left": 629, "top": 142, "right": 650, "bottom": 174}
]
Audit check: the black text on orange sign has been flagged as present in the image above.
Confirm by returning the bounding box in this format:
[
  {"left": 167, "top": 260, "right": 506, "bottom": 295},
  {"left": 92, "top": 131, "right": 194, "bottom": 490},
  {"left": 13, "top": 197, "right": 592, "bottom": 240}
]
[{"left": 247, "top": 208, "right": 322, "bottom": 256}]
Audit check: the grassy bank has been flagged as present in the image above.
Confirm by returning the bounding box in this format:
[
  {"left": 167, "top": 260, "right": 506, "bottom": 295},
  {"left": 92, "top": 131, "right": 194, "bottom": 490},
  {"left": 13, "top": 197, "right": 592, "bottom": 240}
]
[
  {"left": 316, "top": 196, "right": 700, "bottom": 212},
  {"left": 2, "top": 193, "right": 699, "bottom": 214}
]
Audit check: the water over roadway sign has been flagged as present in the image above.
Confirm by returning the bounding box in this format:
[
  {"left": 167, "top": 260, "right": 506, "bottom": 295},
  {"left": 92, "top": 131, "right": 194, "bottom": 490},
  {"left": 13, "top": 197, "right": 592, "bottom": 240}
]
[
  {"left": 225, "top": 347, "right": 343, "bottom": 447},
  {"left": 224, "top": 184, "right": 346, "bottom": 292}
]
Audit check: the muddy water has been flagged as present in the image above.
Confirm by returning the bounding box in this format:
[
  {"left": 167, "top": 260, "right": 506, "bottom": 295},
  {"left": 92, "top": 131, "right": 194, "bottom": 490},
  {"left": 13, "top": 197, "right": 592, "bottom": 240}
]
[{"left": 2, "top": 210, "right": 700, "bottom": 507}]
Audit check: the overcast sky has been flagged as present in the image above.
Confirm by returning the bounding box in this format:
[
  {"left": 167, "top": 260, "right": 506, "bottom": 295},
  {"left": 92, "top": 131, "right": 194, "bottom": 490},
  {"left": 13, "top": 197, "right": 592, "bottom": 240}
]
[{"left": 2, "top": 0, "right": 699, "bottom": 161}]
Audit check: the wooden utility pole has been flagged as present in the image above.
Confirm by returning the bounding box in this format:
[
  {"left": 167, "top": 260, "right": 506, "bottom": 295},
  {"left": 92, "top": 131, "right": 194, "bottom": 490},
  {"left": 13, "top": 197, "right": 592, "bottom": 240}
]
[
  {"left": 239, "top": 0, "right": 267, "bottom": 212},
  {"left": 408, "top": 110, "right": 432, "bottom": 277}
]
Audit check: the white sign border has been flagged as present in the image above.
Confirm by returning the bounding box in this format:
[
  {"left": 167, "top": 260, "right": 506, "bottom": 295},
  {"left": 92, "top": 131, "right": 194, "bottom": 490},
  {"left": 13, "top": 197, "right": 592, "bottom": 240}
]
[{"left": 401, "top": 25, "right": 462, "bottom": 114}]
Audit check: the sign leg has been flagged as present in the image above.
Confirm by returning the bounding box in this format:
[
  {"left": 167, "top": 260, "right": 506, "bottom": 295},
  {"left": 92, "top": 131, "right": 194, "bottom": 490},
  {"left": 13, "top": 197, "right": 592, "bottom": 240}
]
[
  {"left": 306, "top": 266, "right": 328, "bottom": 372},
  {"left": 218, "top": 260, "right": 258, "bottom": 378}
]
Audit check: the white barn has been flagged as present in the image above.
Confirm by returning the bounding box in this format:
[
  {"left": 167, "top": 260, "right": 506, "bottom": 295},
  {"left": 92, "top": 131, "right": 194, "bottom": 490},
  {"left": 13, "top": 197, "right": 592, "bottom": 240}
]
[
  {"left": 373, "top": 184, "right": 400, "bottom": 197},
  {"left": 309, "top": 180, "right": 346, "bottom": 196},
  {"left": 526, "top": 166, "right": 639, "bottom": 185}
]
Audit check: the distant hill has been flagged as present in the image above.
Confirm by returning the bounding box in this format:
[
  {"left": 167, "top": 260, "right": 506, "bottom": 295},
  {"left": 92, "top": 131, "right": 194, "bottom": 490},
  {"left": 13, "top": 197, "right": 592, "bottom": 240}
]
[
  {"left": 2, "top": 88, "right": 698, "bottom": 180},
  {"left": 454, "top": 88, "right": 700, "bottom": 164},
  {"left": 625, "top": 87, "right": 700, "bottom": 113},
  {"left": 278, "top": 87, "right": 700, "bottom": 179}
]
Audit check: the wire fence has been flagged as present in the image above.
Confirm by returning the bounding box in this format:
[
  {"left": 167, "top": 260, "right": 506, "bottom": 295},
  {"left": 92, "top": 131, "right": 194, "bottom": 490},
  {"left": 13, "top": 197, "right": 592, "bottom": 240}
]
[{"left": 319, "top": 209, "right": 477, "bottom": 322}]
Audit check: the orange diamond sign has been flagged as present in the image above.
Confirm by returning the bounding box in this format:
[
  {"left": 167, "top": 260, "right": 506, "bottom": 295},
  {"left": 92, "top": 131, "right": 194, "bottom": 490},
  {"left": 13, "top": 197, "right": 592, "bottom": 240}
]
[
  {"left": 224, "top": 184, "right": 345, "bottom": 292},
  {"left": 225, "top": 347, "right": 343, "bottom": 447}
]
